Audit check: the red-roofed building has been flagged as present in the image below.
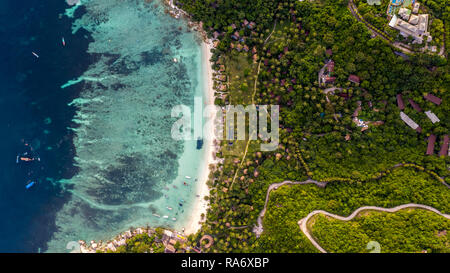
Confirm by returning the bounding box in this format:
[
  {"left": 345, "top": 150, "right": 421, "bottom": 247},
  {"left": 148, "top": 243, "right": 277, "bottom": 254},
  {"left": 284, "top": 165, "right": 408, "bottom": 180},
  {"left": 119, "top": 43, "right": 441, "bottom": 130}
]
[
  {"left": 424, "top": 93, "right": 442, "bottom": 105},
  {"left": 325, "top": 77, "right": 336, "bottom": 84},
  {"left": 397, "top": 94, "right": 405, "bottom": 110},
  {"left": 408, "top": 99, "right": 422, "bottom": 112},
  {"left": 326, "top": 49, "right": 332, "bottom": 56},
  {"left": 327, "top": 61, "right": 334, "bottom": 73},
  {"left": 426, "top": 134, "right": 436, "bottom": 155},
  {"left": 348, "top": 75, "right": 360, "bottom": 84},
  {"left": 439, "top": 135, "right": 449, "bottom": 156}
]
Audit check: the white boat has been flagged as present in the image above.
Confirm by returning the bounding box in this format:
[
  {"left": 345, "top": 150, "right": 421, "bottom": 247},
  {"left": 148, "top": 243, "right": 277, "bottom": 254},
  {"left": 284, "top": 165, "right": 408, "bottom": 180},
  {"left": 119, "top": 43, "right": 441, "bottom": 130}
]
[
  {"left": 163, "top": 215, "right": 169, "bottom": 219},
  {"left": 152, "top": 213, "right": 160, "bottom": 218},
  {"left": 185, "top": 176, "right": 191, "bottom": 179},
  {"left": 172, "top": 217, "right": 177, "bottom": 221},
  {"left": 167, "top": 207, "right": 173, "bottom": 210}
]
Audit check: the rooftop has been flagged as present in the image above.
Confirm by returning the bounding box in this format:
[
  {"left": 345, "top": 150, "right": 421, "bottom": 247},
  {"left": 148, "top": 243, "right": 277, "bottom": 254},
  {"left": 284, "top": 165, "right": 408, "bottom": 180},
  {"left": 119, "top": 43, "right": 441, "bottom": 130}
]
[
  {"left": 426, "top": 134, "right": 436, "bottom": 155},
  {"left": 424, "top": 93, "right": 442, "bottom": 105},
  {"left": 424, "top": 110, "right": 440, "bottom": 123},
  {"left": 408, "top": 98, "right": 422, "bottom": 112},
  {"left": 439, "top": 135, "right": 449, "bottom": 156},
  {"left": 397, "top": 94, "right": 405, "bottom": 110},
  {"left": 348, "top": 74, "right": 360, "bottom": 83},
  {"left": 400, "top": 111, "right": 421, "bottom": 132}
]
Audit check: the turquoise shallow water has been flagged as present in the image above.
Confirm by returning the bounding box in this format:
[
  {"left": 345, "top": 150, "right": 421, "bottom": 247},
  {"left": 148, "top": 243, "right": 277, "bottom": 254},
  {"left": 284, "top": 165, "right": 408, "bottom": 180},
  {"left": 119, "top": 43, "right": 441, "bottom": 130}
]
[{"left": 46, "top": 0, "right": 206, "bottom": 252}]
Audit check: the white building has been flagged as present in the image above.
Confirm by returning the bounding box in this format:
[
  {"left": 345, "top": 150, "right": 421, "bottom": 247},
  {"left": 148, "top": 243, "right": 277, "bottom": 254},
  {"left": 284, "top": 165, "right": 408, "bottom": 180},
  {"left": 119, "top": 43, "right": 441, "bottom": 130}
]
[
  {"left": 389, "top": 12, "right": 430, "bottom": 44},
  {"left": 400, "top": 111, "right": 421, "bottom": 132},
  {"left": 425, "top": 110, "right": 440, "bottom": 123}
]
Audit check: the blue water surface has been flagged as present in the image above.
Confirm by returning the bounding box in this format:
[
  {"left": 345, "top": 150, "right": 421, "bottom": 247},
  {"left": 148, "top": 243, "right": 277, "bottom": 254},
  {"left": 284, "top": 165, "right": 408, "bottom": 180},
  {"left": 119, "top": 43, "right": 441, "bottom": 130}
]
[{"left": 0, "top": 0, "right": 92, "bottom": 252}]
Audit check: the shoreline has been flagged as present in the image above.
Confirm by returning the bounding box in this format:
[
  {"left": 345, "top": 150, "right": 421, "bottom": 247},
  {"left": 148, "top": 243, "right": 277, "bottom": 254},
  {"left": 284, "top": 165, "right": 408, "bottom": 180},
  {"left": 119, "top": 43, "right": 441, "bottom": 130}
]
[
  {"left": 184, "top": 40, "right": 216, "bottom": 235},
  {"left": 76, "top": 2, "right": 217, "bottom": 252}
]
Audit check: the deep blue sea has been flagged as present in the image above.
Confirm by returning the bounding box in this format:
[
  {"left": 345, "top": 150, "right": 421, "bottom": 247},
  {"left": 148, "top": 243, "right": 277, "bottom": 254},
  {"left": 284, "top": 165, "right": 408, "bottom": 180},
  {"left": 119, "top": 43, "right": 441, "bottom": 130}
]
[
  {"left": 0, "top": 0, "right": 206, "bottom": 252},
  {"left": 0, "top": 0, "right": 93, "bottom": 252}
]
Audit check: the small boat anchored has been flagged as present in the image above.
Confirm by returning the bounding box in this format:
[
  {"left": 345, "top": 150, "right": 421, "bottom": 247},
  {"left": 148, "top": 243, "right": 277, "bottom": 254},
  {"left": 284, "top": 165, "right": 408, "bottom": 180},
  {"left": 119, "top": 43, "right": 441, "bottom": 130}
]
[
  {"left": 196, "top": 137, "right": 203, "bottom": 149},
  {"left": 32, "top": 52, "right": 39, "bottom": 58},
  {"left": 26, "top": 181, "right": 36, "bottom": 189}
]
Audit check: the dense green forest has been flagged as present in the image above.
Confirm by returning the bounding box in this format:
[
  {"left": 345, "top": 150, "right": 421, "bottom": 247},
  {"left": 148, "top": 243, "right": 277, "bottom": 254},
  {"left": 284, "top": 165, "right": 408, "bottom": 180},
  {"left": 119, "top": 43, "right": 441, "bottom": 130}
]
[
  {"left": 310, "top": 209, "right": 450, "bottom": 253},
  {"left": 257, "top": 168, "right": 449, "bottom": 252},
  {"left": 175, "top": 0, "right": 449, "bottom": 253}
]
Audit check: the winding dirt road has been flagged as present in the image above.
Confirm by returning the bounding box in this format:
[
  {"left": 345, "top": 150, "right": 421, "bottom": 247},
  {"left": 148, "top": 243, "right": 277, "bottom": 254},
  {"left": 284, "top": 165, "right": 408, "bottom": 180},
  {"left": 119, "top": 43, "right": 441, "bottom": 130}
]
[{"left": 298, "top": 204, "right": 450, "bottom": 253}]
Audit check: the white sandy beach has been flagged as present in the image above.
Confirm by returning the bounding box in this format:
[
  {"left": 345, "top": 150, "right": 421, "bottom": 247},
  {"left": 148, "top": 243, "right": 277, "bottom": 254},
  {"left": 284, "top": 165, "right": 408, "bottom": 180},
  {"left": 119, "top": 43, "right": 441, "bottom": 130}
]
[{"left": 184, "top": 40, "right": 216, "bottom": 235}]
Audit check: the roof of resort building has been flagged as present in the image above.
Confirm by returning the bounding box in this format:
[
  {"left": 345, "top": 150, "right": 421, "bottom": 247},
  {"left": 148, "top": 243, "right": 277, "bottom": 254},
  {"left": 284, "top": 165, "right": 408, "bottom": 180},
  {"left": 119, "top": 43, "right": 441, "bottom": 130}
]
[
  {"left": 398, "top": 7, "right": 411, "bottom": 21},
  {"left": 348, "top": 74, "right": 360, "bottom": 83},
  {"left": 439, "top": 135, "right": 449, "bottom": 156},
  {"left": 397, "top": 94, "right": 405, "bottom": 110},
  {"left": 424, "top": 93, "right": 442, "bottom": 105},
  {"left": 389, "top": 15, "right": 398, "bottom": 28},
  {"left": 389, "top": 13, "right": 430, "bottom": 43},
  {"left": 412, "top": 3, "right": 420, "bottom": 14},
  {"left": 400, "top": 111, "right": 421, "bottom": 132},
  {"left": 424, "top": 110, "right": 440, "bottom": 123},
  {"left": 408, "top": 98, "right": 422, "bottom": 112},
  {"left": 417, "top": 14, "right": 429, "bottom": 33},
  {"left": 426, "top": 134, "right": 436, "bottom": 155},
  {"left": 409, "top": 14, "right": 419, "bottom": 25},
  {"left": 326, "top": 48, "right": 332, "bottom": 56}
]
